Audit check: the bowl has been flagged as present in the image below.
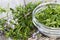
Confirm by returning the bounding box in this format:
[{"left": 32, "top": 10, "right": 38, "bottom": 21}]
[{"left": 32, "top": 2, "right": 60, "bottom": 37}]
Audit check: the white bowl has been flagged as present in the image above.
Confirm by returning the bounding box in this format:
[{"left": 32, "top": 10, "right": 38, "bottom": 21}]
[{"left": 32, "top": 2, "right": 60, "bottom": 38}]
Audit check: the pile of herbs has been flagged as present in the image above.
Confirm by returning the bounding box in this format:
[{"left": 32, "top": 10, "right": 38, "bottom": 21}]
[
  {"left": 35, "top": 4, "right": 60, "bottom": 28},
  {"left": 5, "top": 2, "right": 41, "bottom": 40}
]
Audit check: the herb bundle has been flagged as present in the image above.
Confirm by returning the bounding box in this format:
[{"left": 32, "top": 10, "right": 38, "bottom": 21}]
[
  {"left": 5, "top": 2, "right": 41, "bottom": 40},
  {"left": 35, "top": 4, "right": 60, "bottom": 28}
]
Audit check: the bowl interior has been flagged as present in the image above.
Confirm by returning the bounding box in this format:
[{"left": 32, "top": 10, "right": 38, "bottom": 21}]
[{"left": 33, "top": 2, "right": 60, "bottom": 30}]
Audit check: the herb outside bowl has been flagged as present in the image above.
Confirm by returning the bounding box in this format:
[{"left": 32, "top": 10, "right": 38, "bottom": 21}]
[{"left": 32, "top": 2, "right": 60, "bottom": 38}]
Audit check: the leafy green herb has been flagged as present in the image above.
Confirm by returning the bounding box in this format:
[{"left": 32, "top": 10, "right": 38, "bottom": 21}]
[
  {"left": 5, "top": 2, "right": 41, "bottom": 40},
  {"left": 35, "top": 4, "right": 60, "bottom": 28}
]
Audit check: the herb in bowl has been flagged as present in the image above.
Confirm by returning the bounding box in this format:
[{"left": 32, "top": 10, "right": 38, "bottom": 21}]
[{"left": 35, "top": 4, "right": 60, "bottom": 28}]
